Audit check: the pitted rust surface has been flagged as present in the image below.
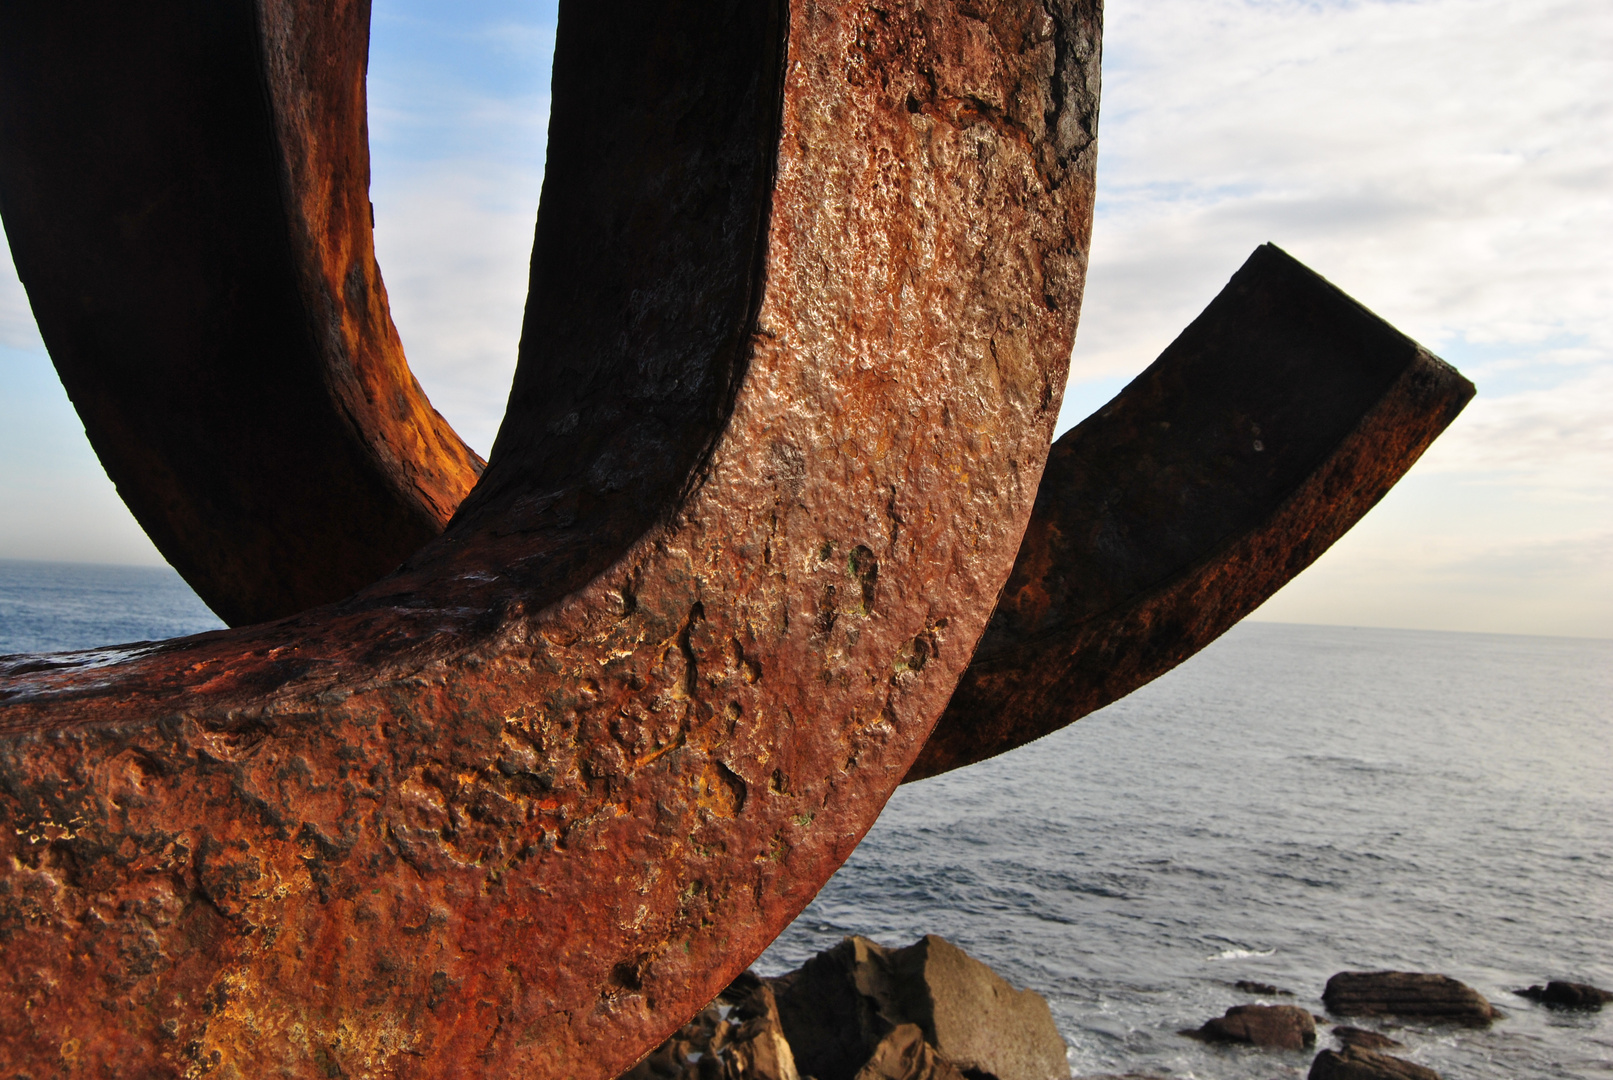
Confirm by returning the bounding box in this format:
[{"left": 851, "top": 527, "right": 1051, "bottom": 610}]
[
  {"left": 0, "top": 0, "right": 483, "bottom": 628},
  {"left": 909, "top": 245, "right": 1475, "bottom": 780},
  {"left": 0, "top": 1, "right": 1102, "bottom": 1076}
]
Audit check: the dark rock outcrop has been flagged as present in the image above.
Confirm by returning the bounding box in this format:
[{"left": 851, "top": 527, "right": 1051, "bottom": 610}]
[
  {"left": 1513, "top": 981, "right": 1611, "bottom": 1009},
  {"left": 1332, "top": 1026, "right": 1403, "bottom": 1051},
  {"left": 620, "top": 936, "right": 1069, "bottom": 1080},
  {"left": 1234, "top": 980, "right": 1294, "bottom": 996},
  {"left": 619, "top": 975, "right": 800, "bottom": 1080},
  {"left": 1322, "top": 972, "right": 1495, "bottom": 1026},
  {"left": 1183, "top": 1004, "right": 1316, "bottom": 1049},
  {"left": 724, "top": 982, "right": 804, "bottom": 1080},
  {"left": 773, "top": 935, "right": 1070, "bottom": 1080},
  {"left": 768, "top": 938, "right": 889, "bottom": 1080},
  {"left": 853, "top": 1024, "right": 968, "bottom": 1080},
  {"left": 1308, "top": 1045, "right": 1441, "bottom": 1080}
]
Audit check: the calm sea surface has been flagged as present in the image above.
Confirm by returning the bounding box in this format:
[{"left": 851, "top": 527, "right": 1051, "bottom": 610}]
[
  {"left": 2, "top": 560, "right": 1609, "bottom": 1079},
  {"left": 0, "top": 559, "right": 225, "bottom": 654}
]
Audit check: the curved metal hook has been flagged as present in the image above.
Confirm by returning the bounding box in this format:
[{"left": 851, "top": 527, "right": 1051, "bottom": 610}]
[
  {"left": 0, "top": 0, "right": 1469, "bottom": 799},
  {"left": 0, "top": 2, "right": 1475, "bottom": 1074},
  {"left": 915, "top": 244, "right": 1474, "bottom": 779},
  {"left": 0, "top": 1, "right": 1102, "bottom": 1075},
  {"left": 0, "top": 0, "right": 484, "bottom": 627}
]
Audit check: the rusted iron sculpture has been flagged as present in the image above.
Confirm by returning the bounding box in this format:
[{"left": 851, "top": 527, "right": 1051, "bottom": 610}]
[
  {"left": 915, "top": 242, "right": 1472, "bottom": 779},
  {"left": 0, "top": 1, "right": 1470, "bottom": 1077}
]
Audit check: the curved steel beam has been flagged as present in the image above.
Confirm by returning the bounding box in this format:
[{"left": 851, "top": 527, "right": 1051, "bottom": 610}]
[
  {"left": 1, "top": 0, "right": 1470, "bottom": 797},
  {"left": 0, "top": 1, "right": 1102, "bottom": 1077},
  {"left": 911, "top": 244, "right": 1474, "bottom": 779},
  {"left": 0, "top": 1, "right": 1471, "bottom": 794},
  {"left": 0, "top": 0, "right": 484, "bottom": 627}
]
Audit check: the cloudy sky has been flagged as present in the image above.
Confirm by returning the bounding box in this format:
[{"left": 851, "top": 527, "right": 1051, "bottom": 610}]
[{"left": 1, "top": 0, "right": 1608, "bottom": 637}]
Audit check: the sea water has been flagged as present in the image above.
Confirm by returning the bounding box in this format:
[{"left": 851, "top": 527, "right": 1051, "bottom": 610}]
[
  {"left": 760, "top": 623, "right": 1613, "bottom": 1080},
  {"left": 2, "top": 561, "right": 1608, "bottom": 1078},
  {"left": 0, "top": 559, "right": 225, "bottom": 654}
]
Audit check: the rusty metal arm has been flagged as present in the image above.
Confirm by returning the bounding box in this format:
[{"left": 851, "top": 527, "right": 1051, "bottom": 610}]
[
  {"left": 0, "top": 0, "right": 484, "bottom": 627},
  {"left": 910, "top": 244, "right": 1474, "bottom": 780},
  {"left": 0, "top": 2, "right": 1103, "bottom": 1076}
]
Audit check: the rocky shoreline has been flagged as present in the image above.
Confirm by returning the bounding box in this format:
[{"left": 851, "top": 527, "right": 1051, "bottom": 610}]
[
  {"left": 618, "top": 936, "right": 1608, "bottom": 1080},
  {"left": 620, "top": 934, "right": 1068, "bottom": 1080}
]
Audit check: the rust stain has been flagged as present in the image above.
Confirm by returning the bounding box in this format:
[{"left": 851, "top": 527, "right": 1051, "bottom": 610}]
[{"left": 0, "top": 1, "right": 1102, "bottom": 1077}]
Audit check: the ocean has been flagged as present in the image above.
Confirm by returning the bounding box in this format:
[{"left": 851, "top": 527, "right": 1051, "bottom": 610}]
[
  {"left": 0, "top": 559, "right": 226, "bottom": 655},
  {"left": 2, "top": 560, "right": 1608, "bottom": 1079},
  {"left": 760, "top": 623, "right": 1613, "bottom": 1079}
]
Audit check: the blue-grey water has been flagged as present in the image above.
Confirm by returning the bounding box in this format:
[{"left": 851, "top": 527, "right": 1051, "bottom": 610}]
[
  {"left": 2, "top": 560, "right": 1608, "bottom": 1078},
  {"left": 762, "top": 623, "right": 1613, "bottom": 1079},
  {"left": 0, "top": 559, "right": 225, "bottom": 654}
]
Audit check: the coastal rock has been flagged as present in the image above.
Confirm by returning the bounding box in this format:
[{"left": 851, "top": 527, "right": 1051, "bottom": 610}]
[
  {"left": 1322, "top": 972, "right": 1495, "bottom": 1027},
  {"left": 618, "top": 976, "right": 800, "bottom": 1080},
  {"left": 1308, "top": 1045, "right": 1441, "bottom": 1080},
  {"left": 773, "top": 935, "right": 1070, "bottom": 1080},
  {"left": 722, "top": 981, "right": 803, "bottom": 1080},
  {"left": 1184, "top": 1004, "right": 1316, "bottom": 1049},
  {"left": 1514, "top": 981, "right": 1611, "bottom": 1009},
  {"left": 894, "top": 935, "right": 1070, "bottom": 1080},
  {"left": 768, "top": 937, "right": 893, "bottom": 1080},
  {"left": 623, "top": 937, "right": 1069, "bottom": 1080},
  {"left": 617, "top": 1006, "right": 717, "bottom": 1080},
  {"left": 1234, "top": 980, "right": 1294, "bottom": 996},
  {"left": 853, "top": 1024, "right": 968, "bottom": 1080},
  {"left": 1332, "top": 1026, "right": 1403, "bottom": 1050}
]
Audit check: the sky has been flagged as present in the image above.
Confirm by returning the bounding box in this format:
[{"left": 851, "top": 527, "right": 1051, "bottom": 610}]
[{"left": 1, "top": 0, "right": 1608, "bottom": 638}]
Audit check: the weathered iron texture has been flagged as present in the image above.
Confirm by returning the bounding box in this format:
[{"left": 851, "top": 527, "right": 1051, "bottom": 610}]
[
  {"left": 0, "top": 1, "right": 1469, "bottom": 796},
  {"left": 909, "top": 244, "right": 1475, "bottom": 779},
  {"left": 0, "top": 0, "right": 484, "bottom": 627},
  {"left": 0, "top": 1, "right": 1102, "bottom": 1077}
]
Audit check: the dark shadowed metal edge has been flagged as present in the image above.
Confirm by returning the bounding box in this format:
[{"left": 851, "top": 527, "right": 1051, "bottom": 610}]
[
  {"left": 908, "top": 244, "right": 1474, "bottom": 781},
  {"left": 0, "top": 0, "right": 485, "bottom": 627}
]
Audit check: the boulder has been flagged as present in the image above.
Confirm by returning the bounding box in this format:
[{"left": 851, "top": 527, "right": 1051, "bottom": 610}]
[
  {"left": 620, "top": 936, "right": 1069, "bottom": 1080},
  {"left": 772, "top": 935, "right": 1069, "bottom": 1080},
  {"left": 894, "top": 935, "right": 1070, "bottom": 1080},
  {"left": 1513, "top": 981, "right": 1611, "bottom": 1009},
  {"left": 768, "top": 937, "right": 895, "bottom": 1080},
  {"left": 853, "top": 1024, "right": 968, "bottom": 1080},
  {"left": 1322, "top": 972, "right": 1495, "bottom": 1027},
  {"left": 1308, "top": 1045, "right": 1441, "bottom": 1080},
  {"left": 722, "top": 981, "right": 804, "bottom": 1080},
  {"left": 617, "top": 976, "right": 800, "bottom": 1080},
  {"left": 1331, "top": 1026, "right": 1402, "bottom": 1051},
  {"left": 1234, "top": 980, "right": 1293, "bottom": 997},
  {"left": 1184, "top": 1004, "right": 1315, "bottom": 1050}
]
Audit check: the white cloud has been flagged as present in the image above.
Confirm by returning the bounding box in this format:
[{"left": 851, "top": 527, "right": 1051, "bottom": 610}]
[
  {"left": 1253, "top": 523, "right": 1613, "bottom": 638},
  {"left": 370, "top": 163, "right": 540, "bottom": 455},
  {"left": 1060, "top": 0, "right": 1611, "bottom": 637},
  {"left": 365, "top": 3, "right": 557, "bottom": 455},
  {"left": 1421, "top": 364, "right": 1613, "bottom": 494},
  {"left": 1068, "top": 0, "right": 1613, "bottom": 395}
]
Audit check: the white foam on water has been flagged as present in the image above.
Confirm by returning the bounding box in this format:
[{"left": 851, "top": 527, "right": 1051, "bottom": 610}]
[{"left": 1206, "top": 948, "right": 1277, "bottom": 961}]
